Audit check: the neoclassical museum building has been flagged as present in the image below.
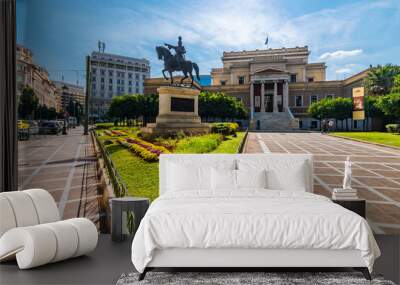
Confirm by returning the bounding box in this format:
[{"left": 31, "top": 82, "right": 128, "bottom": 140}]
[
  {"left": 145, "top": 46, "right": 369, "bottom": 130},
  {"left": 204, "top": 46, "right": 368, "bottom": 130}
]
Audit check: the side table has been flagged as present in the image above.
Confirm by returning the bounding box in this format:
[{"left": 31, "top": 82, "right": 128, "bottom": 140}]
[
  {"left": 111, "top": 197, "right": 150, "bottom": 242},
  {"left": 332, "top": 199, "right": 366, "bottom": 218}
]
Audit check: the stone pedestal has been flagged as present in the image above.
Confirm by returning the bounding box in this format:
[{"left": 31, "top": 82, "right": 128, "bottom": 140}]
[{"left": 141, "top": 86, "right": 210, "bottom": 136}]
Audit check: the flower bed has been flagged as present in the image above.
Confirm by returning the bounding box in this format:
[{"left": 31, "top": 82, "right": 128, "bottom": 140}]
[
  {"left": 104, "top": 130, "right": 126, "bottom": 136},
  {"left": 117, "top": 137, "right": 170, "bottom": 162}
]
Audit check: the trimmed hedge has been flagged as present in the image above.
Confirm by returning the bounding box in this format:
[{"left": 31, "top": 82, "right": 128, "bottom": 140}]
[
  {"left": 211, "top": 122, "right": 239, "bottom": 136},
  {"left": 117, "top": 137, "right": 170, "bottom": 162},
  {"left": 386, "top": 124, "right": 400, "bottom": 133}
]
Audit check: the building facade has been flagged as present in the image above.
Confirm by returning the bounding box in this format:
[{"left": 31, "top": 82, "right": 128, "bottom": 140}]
[
  {"left": 205, "top": 46, "right": 368, "bottom": 130},
  {"left": 89, "top": 51, "right": 150, "bottom": 118},
  {"left": 16, "top": 45, "right": 58, "bottom": 111},
  {"left": 53, "top": 81, "right": 85, "bottom": 113}
]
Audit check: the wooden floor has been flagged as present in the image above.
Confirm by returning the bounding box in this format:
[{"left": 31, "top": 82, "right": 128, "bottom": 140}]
[{"left": 0, "top": 235, "right": 398, "bottom": 285}]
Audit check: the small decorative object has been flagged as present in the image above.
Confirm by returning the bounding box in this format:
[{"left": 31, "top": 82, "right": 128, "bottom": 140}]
[
  {"left": 332, "top": 156, "right": 358, "bottom": 200},
  {"left": 343, "top": 156, "right": 352, "bottom": 190}
]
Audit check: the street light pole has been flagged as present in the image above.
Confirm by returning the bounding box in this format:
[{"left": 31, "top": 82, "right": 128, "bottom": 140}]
[{"left": 84, "top": 55, "right": 91, "bottom": 135}]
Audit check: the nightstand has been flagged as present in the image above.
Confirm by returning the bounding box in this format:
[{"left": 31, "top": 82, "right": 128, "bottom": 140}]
[
  {"left": 332, "top": 199, "right": 366, "bottom": 218},
  {"left": 111, "top": 197, "right": 150, "bottom": 242}
]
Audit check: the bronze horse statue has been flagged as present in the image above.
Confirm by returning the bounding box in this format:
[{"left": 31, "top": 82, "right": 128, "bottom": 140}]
[{"left": 156, "top": 46, "right": 200, "bottom": 86}]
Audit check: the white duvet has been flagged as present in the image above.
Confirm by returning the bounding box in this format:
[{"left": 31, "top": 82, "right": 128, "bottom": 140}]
[{"left": 131, "top": 190, "right": 380, "bottom": 273}]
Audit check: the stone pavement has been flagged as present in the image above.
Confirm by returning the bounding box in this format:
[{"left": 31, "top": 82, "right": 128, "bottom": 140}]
[
  {"left": 18, "top": 127, "right": 101, "bottom": 225},
  {"left": 244, "top": 132, "right": 400, "bottom": 234}
]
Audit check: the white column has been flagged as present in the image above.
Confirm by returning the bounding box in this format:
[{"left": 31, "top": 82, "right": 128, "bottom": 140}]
[
  {"left": 250, "top": 82, "right": 254, "bottom": 119},
  {"left": 273, "top": 81, "right": 278, "bottom": 113},
  {"left": 283, "top": 80, "right": 289, "bottom": 112},
  {"left": 260, "top": 82, "right": 265, "bottom": 113}
]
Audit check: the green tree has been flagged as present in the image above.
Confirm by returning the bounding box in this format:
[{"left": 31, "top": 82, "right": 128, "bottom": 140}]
[
  {"left": 375, "top": 93, "right": 400, "bottom": 122},
  {"left": 199, "top": 91, "right": 247, "bottom": 121},
  {"left": 391, "top": 74, "right": 400, "bottom": 94},
  {"left": 330, "top": 97, "right": 352, "bottom": 130},
  {"left": 18, "top": 86, "right": 39, "bottom": 119},
  {"left": 308, "top": 98, "right": 334, "bottom": 129},
  {"left": 364, "top": 64, "right": 400, "bottom": 95}
]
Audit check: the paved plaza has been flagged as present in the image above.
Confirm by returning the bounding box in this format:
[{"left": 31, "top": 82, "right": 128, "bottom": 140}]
[
  {"left": 244, "top": 132, "right": 400, "bottom": 234},
  {"left": 18, "top": 127, "right": 101, "bottom": 224}
]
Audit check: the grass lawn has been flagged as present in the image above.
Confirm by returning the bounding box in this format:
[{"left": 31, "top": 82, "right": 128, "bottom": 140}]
[
  {"left": 95, "top": 128, "right": 246, "bottom": 200},
  {"left": 332, "top": 132, "right": 400, "bottom": 148},
  {"left": 212, "top": 132, "right": 245, "bottom": 153}
]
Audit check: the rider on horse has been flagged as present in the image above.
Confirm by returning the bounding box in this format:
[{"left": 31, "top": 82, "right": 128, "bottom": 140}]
[{"left": 164, "top": 36, "right": 186, "bottom": 68}]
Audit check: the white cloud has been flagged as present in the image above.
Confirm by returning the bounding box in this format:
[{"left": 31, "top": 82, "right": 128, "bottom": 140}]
[
  {"left": 335, "top": 63, "right": 358, "bottom": 74},
  {"left": 319, "top": 49, "right": 363, "bottom": 60}
]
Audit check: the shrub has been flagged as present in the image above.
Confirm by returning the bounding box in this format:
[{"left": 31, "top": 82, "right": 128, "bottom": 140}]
[
  {"left": 211, "top": 122, "right": 239, "bottom": 136},
  {"left": 175, "top": 134, "right": 223, "bottom": 153},
  {"left": 386, "top": 124, "right": 400, "bottom": 133},
  {"left": 104, "top": 139, "right": 114, "bottom": 145}
]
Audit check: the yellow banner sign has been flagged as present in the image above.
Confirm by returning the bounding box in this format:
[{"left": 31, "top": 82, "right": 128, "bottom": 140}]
[{"left": 352, "top": 87, "right": 365, "bottom": 120}]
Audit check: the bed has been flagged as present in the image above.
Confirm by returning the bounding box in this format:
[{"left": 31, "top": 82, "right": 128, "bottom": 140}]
[{"left": 131, "top": 154, "right": 380, "bottom": 280}]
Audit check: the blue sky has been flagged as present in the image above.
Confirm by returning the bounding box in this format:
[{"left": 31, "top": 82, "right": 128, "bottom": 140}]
[{"left": 17, "top": 0, "right": 400, "bottom": 86}]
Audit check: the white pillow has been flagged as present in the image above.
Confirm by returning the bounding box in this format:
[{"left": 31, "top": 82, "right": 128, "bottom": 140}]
[
  {"left": 211, "top": 168, "right": 236, "bottom": 190},
  {"left": 167, "top": 162, "right": 211, "bottom": 191},
  {"left": 266, "top": 161, "right": 308, "bottom": 191},
  {"left": 238, "top": 158, "right": 309, "bottom": 191},
  {"left": 237, "top": 169, "right": 267, "bottom": 189}
]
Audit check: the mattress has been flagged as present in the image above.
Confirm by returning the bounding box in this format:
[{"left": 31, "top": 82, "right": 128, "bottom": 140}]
[{"left": 131, "top": 190, "right": 380, "bottom": 273}]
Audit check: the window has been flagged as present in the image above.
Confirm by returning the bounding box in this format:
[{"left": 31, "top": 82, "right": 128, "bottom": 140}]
[
  {"left": 100, "top": 77, "right": 104, "bottom": 83},
  {"left": 299, "top": 120, "right": 303, "bottom": 129},
  {"left": 135, "top": 73, "right": 139, "bottom": 80},
  {"left": 117, "top": 79, "right": 120, "bottom": 84},
  {"left": 100, "top": 85, "right": 105, "bottom": 91},
  {"left": 142, "top": 74, "right": 146, "bottom": 80},
  {"left": 136, "top": 81, "right": 139, "bottom": 87},
  {"left": 310, "top": 95, "right": 318, "bottom": 104},
  {"left": 307, "top": 77, "right": 314, "bottom": 82},
  {"left": 92, "top": 83, "right": 96, "bottom": 90},
  {"left": 129, "top": 80, "right": 132, "bottom": 86},
  {"left": 121, "top": 80, "right": 124, "bottom": 85},
  {"left": 128, "top": 73, "right": 132, "bottom": 79},
  {"left": 109, "top": 93, "right": 113, "bottom": 98},
  {"left": 108, "top": 85, "right": 112, "bottom": 91},
  {"left": 108, "top": 70, "right": 113, "bottom": 76},
  {"left": 238, "top": 76, "right": 245, "bottom": 85},
  {"left": 220, "top": 80, "right": 226, "bottom": 86},
  {"left": 109, "top": 78, "right": 112, "bottom": 84},
  {"left": 295, "top": 95, "right": 302, "bottom": 107},
  {"left": 92, "top": 68, "right": 97, "bottom": 74},
  {"left": 100, "top": 69, "right": 105, "bottom": 76},
  {"left": 326, "top": 94, "right": 333, "bottom": 99},
  {"left": 311, "top": 121, "right": 318, "bottom": 129},
  {"left": 92, "top": 76, "right": 96, "bottom": 82},
  {"left": 136, "top": 87, "right": 139, "bottom": 93},
  {"left": 290, "top": 74, "right": 297, "bottom": 83},
  {"left": 354, "top": 120, "right": 358, "bottom": 128},
  {"left": 129, "top": 87, "right": 132, "bottom": 93}
]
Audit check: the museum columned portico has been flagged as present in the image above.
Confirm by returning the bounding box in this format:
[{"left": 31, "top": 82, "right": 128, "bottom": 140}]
[{"left": 249, "top": 69, "right": 289, "bottom": 119}]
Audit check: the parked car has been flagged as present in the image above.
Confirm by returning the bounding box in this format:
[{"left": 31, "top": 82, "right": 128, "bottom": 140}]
[
  {"left": 17, "top": 120, "right": 30, "bottom": 140},
  {"left": 28, "top": 121, "right": 39, "bottom": 135},
  {"left": 39, "top": 121, "right": 62, "bottom": 135}
]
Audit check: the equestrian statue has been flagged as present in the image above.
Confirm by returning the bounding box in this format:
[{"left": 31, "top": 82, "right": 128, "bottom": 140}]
[{"left": 156, "top": 36, "right": 200, "bottom": 87}]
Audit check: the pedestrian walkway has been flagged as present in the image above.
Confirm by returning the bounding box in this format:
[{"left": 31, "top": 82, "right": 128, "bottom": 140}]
[
  {"left": 244, "top": 132, "right": 400, "bottom": 234},
  {"left": 18, "top": 127, "right": 100, "bottom": 224}
]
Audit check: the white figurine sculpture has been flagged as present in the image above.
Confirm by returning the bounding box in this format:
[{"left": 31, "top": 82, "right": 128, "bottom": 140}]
[{"left": 343, "top": 156, "right": 352, "bottom": 190}]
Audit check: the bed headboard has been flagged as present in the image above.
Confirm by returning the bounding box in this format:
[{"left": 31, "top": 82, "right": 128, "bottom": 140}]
[{"left": 159, "top": 153, "right": 314, "bottom": 195}]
